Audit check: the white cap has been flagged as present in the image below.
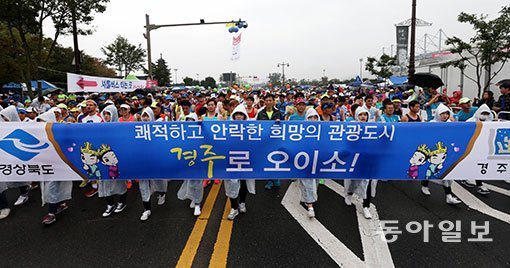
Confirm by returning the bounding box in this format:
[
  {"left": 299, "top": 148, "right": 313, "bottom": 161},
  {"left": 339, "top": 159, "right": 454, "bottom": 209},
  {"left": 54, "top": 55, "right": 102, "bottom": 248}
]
[{"left": 120, "top": 104, "right": 131, "bottom": 110}]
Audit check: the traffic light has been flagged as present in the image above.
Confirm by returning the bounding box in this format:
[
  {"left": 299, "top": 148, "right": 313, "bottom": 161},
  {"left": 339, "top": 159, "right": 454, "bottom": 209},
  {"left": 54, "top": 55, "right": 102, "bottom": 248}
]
[{"left": 236, "top": 20, "right": 248, "bottom": 28}]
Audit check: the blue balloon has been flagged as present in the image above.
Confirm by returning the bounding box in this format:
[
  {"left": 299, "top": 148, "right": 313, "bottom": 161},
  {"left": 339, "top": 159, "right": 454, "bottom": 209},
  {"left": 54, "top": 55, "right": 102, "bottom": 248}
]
[{"left": 228, "top": 26, "right": 239, "bottom": 33}]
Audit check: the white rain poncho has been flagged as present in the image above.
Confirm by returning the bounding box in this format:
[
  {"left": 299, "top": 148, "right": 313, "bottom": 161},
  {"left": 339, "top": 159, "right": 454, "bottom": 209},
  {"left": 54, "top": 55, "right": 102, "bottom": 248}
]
[
  {"left": 36, "top": 110, "right": 73, "bottom": 205},
  {"left": 426, "top": 103, "right": 454, "bottom": 187},
  {"left": 467, "top": 104, "right": 493, "bottom": 122},
  {"left": 223, "top": 104, "right": 256, "bottom": 199},
  {"left": 0, "top": 105, "right": 21, "bottom": 122},
  {"left": 344, "top": 106, "right": 378, "bottom": 199},
  {"left": 0, "top": 182, "right": 7, "bottom": 194},
  {"left": 35, "top": 109, "right": 57, "bottom": 122},
  {"left": 296, "top": 108, "right": 320, "bottom": 203},
  {"left": 184, "top": 113, "right": 198, "bottom": 121},
  {"left": 2, "top": 106, "right": 31, "bottom": 189},
  {"left": 177, "top": 180, "right": 204, "bottom": 204},
  {"left": 305, "top": 107, "right": 320, "bottom": 120},
  {"left": 101, "top": 104, "right": 119, "bottom": 122},
  {"left": 4, "top": 106, "right": 30, "bottom": 188},
  {"left": 139, "top": 107, "right": 168, "bottom": 202},
  {"left": 139, "top": 180, "right": 168, "bottom": 202},
  {"left": 430, "top": 103, "right": 453, "bottom": 122},
  {"left": 141, "top": 107, "right": 155, "bottom": 121},
  {"left": 98, "top": 105, "right": 127, "bottom": 198}
]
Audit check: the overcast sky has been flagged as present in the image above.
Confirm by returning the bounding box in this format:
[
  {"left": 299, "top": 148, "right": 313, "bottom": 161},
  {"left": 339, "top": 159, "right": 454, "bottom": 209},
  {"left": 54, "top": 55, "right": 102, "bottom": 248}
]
[{"left": 47, "top": 0, "right": 508, "bottom": 82}]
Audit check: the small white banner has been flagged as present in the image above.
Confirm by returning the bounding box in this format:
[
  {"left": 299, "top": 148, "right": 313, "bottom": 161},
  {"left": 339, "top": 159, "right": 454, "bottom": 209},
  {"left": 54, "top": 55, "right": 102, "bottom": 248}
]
[
  {"left": 231, "top": 34, "right": 241, "bottom": 61},
  {"left": 67, "top": 73, "right": 149, "bottom": 93}
]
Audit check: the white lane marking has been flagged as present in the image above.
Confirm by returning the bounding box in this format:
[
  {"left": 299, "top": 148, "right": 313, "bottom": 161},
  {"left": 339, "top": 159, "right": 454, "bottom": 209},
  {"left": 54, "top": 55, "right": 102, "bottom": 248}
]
[
  {"left": 483, "top": 183, "right": 510, "bottom": 197},
  {"left": 452, "top": 182, "right": 510, "bottom": 224},
  {"left": 324, "top": 180, "right": 395, "bottom": 268},
  {"left": 281, "top": 180, "right": 395, "bottom": 268},
  {"left": 282, "top": 182, "right": 364, "bottom": 267}
]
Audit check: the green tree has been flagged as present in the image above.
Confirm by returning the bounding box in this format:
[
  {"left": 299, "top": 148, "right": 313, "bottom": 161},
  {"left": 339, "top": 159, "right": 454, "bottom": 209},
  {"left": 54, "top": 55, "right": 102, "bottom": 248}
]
[
  {"left": 40, "top": 44, "right": 115, "bottom": 85},
  {"left": 101, "top": 35, "right": 146, "bottom": 76},
  {"left": 183, "top": 76, "right": 193, "bottom": 86},
  {"left": 268, "top": 73, "right": 282, "bottom": 86},
  {"left": 446, "top": 6, "right": 510, "bottom": 98},
  {"left": 321, "top": 76, "right": 329, "bottom": 85},
  {"left": 0, "top": 0, "right": 109, "bottom": 97},
  {"left": 200, "top": 77, "right": 216, "bottom": 88},
  {"left": 365, "top": 54, "right": 396, "bottom": 80},
  {"left": 152, "top": 57, "right": 171, "bottom": 86},
  {"left": 0, "top": 23, "right": 115, "bottom": 87}
]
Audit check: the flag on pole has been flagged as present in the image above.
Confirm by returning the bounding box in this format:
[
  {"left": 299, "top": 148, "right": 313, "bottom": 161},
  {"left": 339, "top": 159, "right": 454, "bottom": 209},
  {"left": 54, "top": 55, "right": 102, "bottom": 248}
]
[{"left": 231, "top": 34, "right": 241, "bottom": 61}]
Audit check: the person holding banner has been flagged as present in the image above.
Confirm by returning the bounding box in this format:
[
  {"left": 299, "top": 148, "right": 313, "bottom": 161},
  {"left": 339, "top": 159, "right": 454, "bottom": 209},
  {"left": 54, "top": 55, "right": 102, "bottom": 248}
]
[
  {"left": 344, "top": 106, "right": 378, "bottom": 219},
  {"left": 201, "top": 99, "right": 223, "bottom": 186},
  {"left": 296, "top": 108, "right": 321, "bottom": 218},
  {"left": 459, "top": 104, "right": 492, "bottom": 195},
  {"left": 177, "top": 112, "right": 204, "bottom": 216},
  {"left": 80, "top": 100, "right": 104, "bottom": 197},
  {"left": 0, "top": 106, "right": 33, "bottom": 207},
  {"left": 36, "top": 110, "right": 73, "bottom": 225},
  {"left": 98, "top": 105, "right": 128, "bottom": 217},
  {"left": 0, "top": 183, "right": 10, "bottom": 219},
  {"left": 224, "top": 104, "right": 256, "bottom": 220},
  {"left": 138, "top": 107, "right": 168, "bottom": 221},
  {"left": 420, "top": 103, "right": 461, "bottom": 205},
  {"left": 256, "top": 94, "right": 282, "bottom": 190}
]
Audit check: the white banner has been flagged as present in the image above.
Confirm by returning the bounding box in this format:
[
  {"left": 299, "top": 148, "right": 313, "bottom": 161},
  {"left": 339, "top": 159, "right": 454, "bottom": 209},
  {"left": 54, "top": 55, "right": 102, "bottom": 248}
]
[
  {"left": 231, "top": 34, "right": 241, "bottom": 61},
  {"left": 67, "top": 73, "right": 148, "bottom": 93},
  {"left": 445, "top": 122, "right": 510, "bottom": 179},
  {"left": 0, "top": 123, "right": 84, "bottom": 182}
]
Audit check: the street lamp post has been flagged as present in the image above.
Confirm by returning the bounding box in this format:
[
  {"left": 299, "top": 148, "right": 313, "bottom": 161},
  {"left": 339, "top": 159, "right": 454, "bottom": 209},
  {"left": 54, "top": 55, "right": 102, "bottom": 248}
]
[
  {"left": 145, "top": 14, "right": 152, "bottom": 79},
  {"left": 277, "top": 62, "right": 289, "bottom": 88},
  {"left": 359, "top": 58, "right": 363, "bottom": 79},
  {"left": 144, "top": 15, "right": 248, "bottom": 79},
  {"left": 408, "top": 0, "right": 417, "bottom": 79},
  {"left": 196, "top": 73, "right": 200, "bottom": 83},
  {"left": 174, "top": 69, "right": 178, "bottom": 84}
]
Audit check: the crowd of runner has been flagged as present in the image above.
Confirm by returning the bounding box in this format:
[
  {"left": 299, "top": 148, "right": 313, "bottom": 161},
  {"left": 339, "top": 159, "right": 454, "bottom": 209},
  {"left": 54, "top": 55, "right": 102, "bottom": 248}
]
[{"left": 1, "top": 81, "right": 509, "bottom": 224}]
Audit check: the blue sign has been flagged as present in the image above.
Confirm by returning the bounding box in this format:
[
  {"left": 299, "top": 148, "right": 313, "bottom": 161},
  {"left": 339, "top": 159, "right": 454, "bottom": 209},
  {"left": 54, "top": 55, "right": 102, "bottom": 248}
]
[{"left": 46, "top": 121, "right": 478, "bottom": 180}]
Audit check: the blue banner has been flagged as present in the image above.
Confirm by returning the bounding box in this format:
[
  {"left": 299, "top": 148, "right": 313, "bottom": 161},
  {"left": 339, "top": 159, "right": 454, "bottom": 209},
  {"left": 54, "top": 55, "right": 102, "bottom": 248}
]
[{"left": 22, "top": 121, "right": 479, "bottom": 181}]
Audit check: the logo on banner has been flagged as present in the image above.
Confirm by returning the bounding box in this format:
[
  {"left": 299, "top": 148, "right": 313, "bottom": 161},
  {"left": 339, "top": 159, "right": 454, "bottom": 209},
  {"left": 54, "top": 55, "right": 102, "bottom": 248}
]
[
  {"left": 489, "top": 129, "right": 510, "bottom": 158},
  {"left": 0, "top": 129, "right": 49, "bottom": 161}
]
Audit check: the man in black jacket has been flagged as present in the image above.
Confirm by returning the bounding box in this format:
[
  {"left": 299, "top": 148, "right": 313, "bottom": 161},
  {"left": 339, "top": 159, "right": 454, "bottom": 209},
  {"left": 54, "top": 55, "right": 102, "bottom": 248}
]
[
  {"left": 494, "top": 82, "right": 510, "bottom": 120},
  {"left": 256, "top": 94, "right": 282, "bottom": 189},
  {"left": 256, "top": 94, "right": 282, "bottom": 120}
]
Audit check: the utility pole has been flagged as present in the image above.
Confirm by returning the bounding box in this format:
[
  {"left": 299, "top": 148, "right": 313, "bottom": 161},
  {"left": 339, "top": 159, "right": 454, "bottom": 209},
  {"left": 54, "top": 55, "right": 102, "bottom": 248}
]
[
  {"left": 408, "top": 0, "right": 417, "bottom": 79},
  {"left": 277, "top": 62, "right": 289, "bottom": 88},
  {"left": 174, "top": 68, "right": 178, "bottom": 84}
]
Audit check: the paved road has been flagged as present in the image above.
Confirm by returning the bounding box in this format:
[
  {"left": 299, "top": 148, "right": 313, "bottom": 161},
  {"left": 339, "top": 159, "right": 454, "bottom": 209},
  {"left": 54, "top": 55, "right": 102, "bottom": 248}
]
[{"left": 1, "top": 179, "right": 509, "bottom": 267}]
